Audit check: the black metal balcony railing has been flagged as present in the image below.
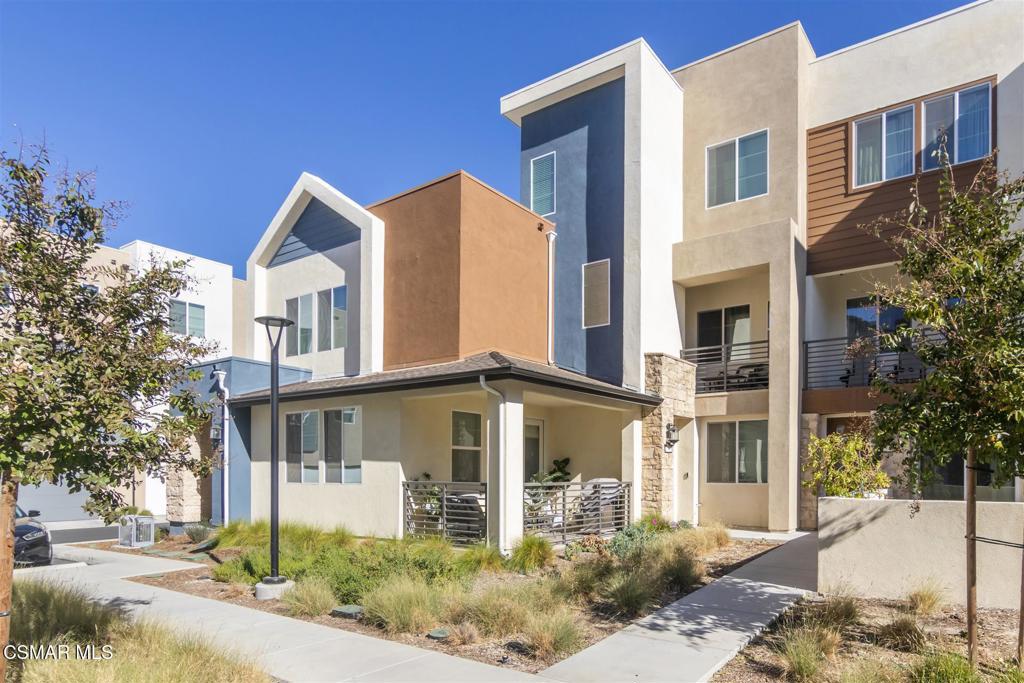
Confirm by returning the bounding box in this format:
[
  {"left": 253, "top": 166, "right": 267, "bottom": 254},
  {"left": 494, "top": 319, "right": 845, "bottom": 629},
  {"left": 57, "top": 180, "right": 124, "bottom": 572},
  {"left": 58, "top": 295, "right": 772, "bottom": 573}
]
[
  {"left": 403, "top": 481, "right": 486, "bottom": 545},
  {"left": 523, "top": 481, "right": 631, "bottom": 545},
  {"left": 804, "top": 337, "right": 928, "bottom": 390},
  {"left": 682, "top": 339, "right": 770, "bottom": 394}
]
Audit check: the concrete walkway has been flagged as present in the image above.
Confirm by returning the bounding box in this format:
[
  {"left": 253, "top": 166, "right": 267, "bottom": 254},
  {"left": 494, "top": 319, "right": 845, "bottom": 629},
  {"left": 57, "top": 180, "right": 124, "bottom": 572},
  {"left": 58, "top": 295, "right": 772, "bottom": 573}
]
[
  {"left": 46, "top": 544, "right": 545, "bottom": 682},
  {"left": 542, "top": 532, "right": 817, "bottom": 683}
]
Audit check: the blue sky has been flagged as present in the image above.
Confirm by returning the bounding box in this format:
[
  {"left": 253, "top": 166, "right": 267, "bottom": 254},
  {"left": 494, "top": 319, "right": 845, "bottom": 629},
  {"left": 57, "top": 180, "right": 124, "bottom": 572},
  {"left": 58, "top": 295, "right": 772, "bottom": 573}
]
[{"left": 2, "top": 0, "right": 967, "bottom": 277}]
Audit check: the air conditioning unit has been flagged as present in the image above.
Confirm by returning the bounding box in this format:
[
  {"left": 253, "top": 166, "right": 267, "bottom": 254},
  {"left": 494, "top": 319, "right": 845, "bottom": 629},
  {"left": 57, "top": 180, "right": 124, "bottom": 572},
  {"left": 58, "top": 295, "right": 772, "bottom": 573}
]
[{"left": 118, "top": 515, "right": 156, "bottom": 548}]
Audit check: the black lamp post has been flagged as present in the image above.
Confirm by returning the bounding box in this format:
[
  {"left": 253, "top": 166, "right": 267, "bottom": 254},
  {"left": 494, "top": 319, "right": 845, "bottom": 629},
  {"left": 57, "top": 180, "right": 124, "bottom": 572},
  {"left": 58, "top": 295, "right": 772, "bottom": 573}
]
[{"left": 255, "top": 315, "right": 294, "bottom": 585}]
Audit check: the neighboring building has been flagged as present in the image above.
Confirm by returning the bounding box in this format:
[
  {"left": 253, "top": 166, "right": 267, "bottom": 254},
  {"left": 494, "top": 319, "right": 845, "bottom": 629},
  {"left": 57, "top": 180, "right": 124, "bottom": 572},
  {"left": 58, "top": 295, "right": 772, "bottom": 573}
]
[{"left": 86, "top": 0, "right": 1024, "bottom": 541}]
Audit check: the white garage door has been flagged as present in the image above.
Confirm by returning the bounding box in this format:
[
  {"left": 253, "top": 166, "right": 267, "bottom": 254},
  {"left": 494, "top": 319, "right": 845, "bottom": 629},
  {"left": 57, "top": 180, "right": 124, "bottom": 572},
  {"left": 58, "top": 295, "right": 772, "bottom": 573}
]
[{"left": 18, "top": 481, "right": 93, "bottom": 522}]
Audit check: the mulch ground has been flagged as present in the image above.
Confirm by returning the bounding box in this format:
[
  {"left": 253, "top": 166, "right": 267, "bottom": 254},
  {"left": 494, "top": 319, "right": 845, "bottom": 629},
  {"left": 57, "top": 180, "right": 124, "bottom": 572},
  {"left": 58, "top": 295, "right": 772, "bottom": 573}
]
[
  {"left": 711, "top": 595, "right": 1020, "bottom": 682},
  {"left": 120, "top": 538, "right": 778, "bottom": 674}
]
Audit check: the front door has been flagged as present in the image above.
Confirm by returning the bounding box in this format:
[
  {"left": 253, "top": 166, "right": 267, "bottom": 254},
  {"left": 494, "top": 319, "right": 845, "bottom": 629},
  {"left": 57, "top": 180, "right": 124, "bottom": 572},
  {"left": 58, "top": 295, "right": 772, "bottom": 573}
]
[{"left": 524, "top": 419, "right": 543, "bottom": 482}]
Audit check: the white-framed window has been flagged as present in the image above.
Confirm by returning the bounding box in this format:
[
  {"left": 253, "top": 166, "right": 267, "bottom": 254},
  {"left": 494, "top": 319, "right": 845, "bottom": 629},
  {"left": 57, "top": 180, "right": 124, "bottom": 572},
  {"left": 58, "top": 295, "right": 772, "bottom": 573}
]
[
  {"left": 286, "top": 286, "right": 346, "bottom": 357},
  {"left": 706, "top": 129, "right": 769, "bottom": 208},
  {"left": 169, "top": 299, "right": 205, "bottom": 338},
  {"left": 853, "top": 105, "right": 915, "bottom": 187},
  {"left": 530, "top": 151, "right": 556, "bottom": 216},
  {"left": 582, "top": 259, "right": 611, "bottom": 329},
  {"left": 706, "top": 419, "right": 768, "bottom": 484},
  {"left": 451, "top": 411, "right": 482, "bottom": 482},
  {"left": 922, "top": 82, "right": 991, "bottom": 171},
  {"left": 317, "top": 285, "right": 348, "bottom": 352},
  {"left": 324, "top": 407, "right": 361, "bottom": 484},
  {"left": 286, "top": 410, "right": 320, "bottom": 484}
]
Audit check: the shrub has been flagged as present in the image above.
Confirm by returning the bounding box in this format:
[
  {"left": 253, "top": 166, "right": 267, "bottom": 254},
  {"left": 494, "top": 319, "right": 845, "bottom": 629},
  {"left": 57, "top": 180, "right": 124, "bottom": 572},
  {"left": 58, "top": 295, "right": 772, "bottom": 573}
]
[
  {"left": 636, "top": 513, "right": 673, "bottom": 533},
  {"left": 697, "top": 521, "right": 731, "bottom": 550},
  {"left": 602, "top": 570, "right": 656, "bottom": 617},
  {"left": 907, "top": 580, "right": 945, "bottom": 617},
  {"left": 214, "top": 519, "right": 354, "bottom": 553},
  {"left": 283, "top": 576, "right": 336, "bottom": 617},
  {"left": 10, "top": 581, "right": 122, "bottom": 646},
  {"left": 211, "top": 559, "right": 257, "bottom": 585},
  {"left": 508, "top": 536, "right": 554, "bottom": 573},
  {"left": 908, "top": 651, "right": 979, "bottom": 683},
  {"left": 236, "top": 548, "right": 317, "bottom": 583},
  {"left": 361, "top": 575, "right": 440, "bottom": 634},
  {"left": 457, "top": 544, "right": 505, "bottom": 572},
  {"left": 21, "top": 620, "right": 268, "bottom": 683},
  {"left": 877, "top": 615, "right": 926, "bottom": 652},
  {"left": 563, "top": 535, "right": 610, "bottom": 561},
  {"left": 802, "top": 431, "right": 890, "bottom": 498},
  {"left": 523, "top": 607, "right": 585, "bottom": 659},
  {"left": 608, "top": 523, "right": 656, "bottom": 562},
  {"left": 559, "top": 557, "right": 616, "bottom": 601},
  {"left": 774, "top": 624, "right": 840, "bottom": 681},
  {"left": 184, "top": 524, "right": 211, "bottom": 543},
  {"left": 457, "top": 585, "right": 532, "bottom": 637},
  {"left": 647, "top": 533, "right": 704, "bottom": 590}
]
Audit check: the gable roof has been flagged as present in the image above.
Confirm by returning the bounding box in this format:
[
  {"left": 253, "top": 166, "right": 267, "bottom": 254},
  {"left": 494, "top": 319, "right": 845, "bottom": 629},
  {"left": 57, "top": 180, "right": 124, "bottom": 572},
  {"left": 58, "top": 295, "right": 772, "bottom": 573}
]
[{"left": 268, "top": 197, "right": 361, "bottom": 267}]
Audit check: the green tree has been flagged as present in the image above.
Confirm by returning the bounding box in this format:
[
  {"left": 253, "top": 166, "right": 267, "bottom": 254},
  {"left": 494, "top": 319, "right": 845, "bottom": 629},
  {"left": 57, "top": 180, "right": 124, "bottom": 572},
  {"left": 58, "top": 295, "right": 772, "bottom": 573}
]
[
  {"left": 867, "top": 157, "right": 1024, "bottom": 667},
  {"left": 802, "top": 431, "right": 890, "bottom": 498},
  {"left": 0, "top": 147, "right": 213, "bottom": 673}
]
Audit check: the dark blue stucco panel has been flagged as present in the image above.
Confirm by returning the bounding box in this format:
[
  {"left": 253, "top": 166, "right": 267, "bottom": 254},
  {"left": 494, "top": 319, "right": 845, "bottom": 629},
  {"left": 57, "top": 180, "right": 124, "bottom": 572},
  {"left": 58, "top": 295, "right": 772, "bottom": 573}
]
[
  {"left": 268, "top": 197, "right": 361, "bottom": 268},
  {"left": 520, "top": 78, "right": 625, "bottom": 386},
  {"left": 188, "top": 357, "right": 311, "bottom": 525}
]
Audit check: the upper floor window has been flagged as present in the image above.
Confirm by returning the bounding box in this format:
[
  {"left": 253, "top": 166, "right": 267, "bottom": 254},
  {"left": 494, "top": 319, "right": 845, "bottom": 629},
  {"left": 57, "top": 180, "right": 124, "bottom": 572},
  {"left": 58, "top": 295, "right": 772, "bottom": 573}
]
[
  {"left": 287, "top": 286, "right": 348, "bottom": 357},
  {"left": 854, "top": 105, "right": 914, "bottom": 187},
  {"left": 923, "top": 83, "right": 991, "bottom": 171},
  {"left": 530, "top": 152, "right": 556, "bottom": 216},
  {"left": 582, "top": 259, "right": 610, "bottom": 329},
  {"left": 169, "top": 299, "right": 205, "bottom": 338},
  {"left": 707, "top": 130, "right": 768, "bottom": 208}
]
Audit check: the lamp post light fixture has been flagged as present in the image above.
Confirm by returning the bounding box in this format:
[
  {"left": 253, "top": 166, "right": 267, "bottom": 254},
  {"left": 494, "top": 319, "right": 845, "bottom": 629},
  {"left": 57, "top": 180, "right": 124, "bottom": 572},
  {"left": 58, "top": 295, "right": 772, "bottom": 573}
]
[{"left": 254, "top": 315, "right": 293, "bottom": 598}]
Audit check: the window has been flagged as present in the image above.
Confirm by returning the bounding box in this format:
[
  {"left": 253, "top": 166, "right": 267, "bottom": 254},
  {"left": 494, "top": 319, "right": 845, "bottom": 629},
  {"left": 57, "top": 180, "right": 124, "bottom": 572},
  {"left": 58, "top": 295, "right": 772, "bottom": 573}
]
[
  {"left": 854, "top": 105, "right": 914, "bottom": 187},
  {"left": 707, "top": 420, "right": 768, "bottom": 484},
  {"left": 582, "top": 259, "right": 610, "bottom": 329},
  {"left": 697, "top": 305, "right": 751, "bottom": 362},
  {"left": 288, "top": 287, "right": 346, "bottom": 357},
  {"left": 923, "top": 83, "right": 991, "bottom": 171},
  {"left": 707, "top": 130, "right": 768, "bottom": 208},
  {"left": 169, "top": 299, "right": 205, "bottom": 338},
  {"left": 846, "top": 296, "right": 908, "bottom": 350},
  {"left": 286, "top": 411, "right": 319, "bottom": 483},
  {"left": 451, "top": 411, "right": 482, "bottom": 482},
  {"left": 325, "top": 407, "right": 361, "bottom": 484},
  {"left": 524, "top": 420, "right": 542, "bottom": 481},
  {"left": 530, "top": 152, "right": 555, "bottom": 216}
]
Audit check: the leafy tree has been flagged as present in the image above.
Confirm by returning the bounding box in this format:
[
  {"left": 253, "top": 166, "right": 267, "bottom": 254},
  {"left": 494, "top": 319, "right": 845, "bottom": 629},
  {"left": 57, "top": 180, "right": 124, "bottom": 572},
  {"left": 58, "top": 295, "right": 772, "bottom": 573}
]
[
  {"left": 802, "top": 431, "right": 891, "bottom": 498},
  {"left": 867, "top": 156, "right": 1024, "bottom": 666},
  {"left": 0, "top": 146, "right": 213, "bottom": 672}
]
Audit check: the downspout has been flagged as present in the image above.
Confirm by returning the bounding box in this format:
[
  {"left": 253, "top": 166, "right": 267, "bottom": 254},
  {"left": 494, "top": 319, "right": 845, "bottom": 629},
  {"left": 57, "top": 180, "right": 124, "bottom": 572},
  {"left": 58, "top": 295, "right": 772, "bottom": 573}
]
[
  {"left": 479, "top": 375, "right": 506, "bottom": 552},
  {"left": 545, "top": 230, "right": 558, "bottom": 365},
  {"left": 212, "top": 369, "right": 229, "bottom": 526}
]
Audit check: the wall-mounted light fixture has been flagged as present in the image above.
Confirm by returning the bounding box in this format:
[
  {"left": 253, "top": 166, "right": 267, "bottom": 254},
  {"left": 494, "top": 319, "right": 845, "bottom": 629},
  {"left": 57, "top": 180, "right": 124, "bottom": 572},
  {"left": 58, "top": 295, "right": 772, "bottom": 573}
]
[{"left": 665, "top": 423, "right": 679, "bottom": 452}]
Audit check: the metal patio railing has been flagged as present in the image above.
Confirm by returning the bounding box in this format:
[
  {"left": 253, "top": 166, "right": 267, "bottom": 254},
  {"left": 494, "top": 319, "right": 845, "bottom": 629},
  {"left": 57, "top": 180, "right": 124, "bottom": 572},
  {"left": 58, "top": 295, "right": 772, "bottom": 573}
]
[
  {"left": 403, "top": 481, "right": 486, "bottom": 545},
  {"left": 523, "top": 480, "right": 631, "bottom": 545},
  {"left": 682, "top": 339, "right": 770, "bottom": 394},
  {"left": 804, "top": 337, "right": 929, "bottom": 390}
]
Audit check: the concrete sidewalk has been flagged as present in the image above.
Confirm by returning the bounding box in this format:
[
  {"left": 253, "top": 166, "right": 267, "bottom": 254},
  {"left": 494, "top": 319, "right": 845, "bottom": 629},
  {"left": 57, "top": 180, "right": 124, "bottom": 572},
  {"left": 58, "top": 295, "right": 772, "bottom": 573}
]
[
  {"left": 542, "top": 533, "right": 817, "bottom": 683},
  {"left": 47, "top": 545, "right": 546, "bottom": 682}
]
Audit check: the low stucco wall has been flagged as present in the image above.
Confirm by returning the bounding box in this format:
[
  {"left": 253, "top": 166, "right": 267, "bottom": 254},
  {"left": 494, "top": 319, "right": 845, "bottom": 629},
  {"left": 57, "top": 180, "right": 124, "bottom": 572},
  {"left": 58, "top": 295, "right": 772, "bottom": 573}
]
[{"left": 818, "top": 497, "right": 1023, "bottom": 609}]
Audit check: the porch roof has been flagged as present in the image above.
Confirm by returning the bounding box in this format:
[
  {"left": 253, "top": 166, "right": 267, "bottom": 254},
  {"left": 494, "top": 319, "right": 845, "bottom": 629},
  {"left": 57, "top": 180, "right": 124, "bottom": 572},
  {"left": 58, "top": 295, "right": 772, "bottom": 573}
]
[{"left": 230, "top": 351, "right": 662, "bottom": 407}]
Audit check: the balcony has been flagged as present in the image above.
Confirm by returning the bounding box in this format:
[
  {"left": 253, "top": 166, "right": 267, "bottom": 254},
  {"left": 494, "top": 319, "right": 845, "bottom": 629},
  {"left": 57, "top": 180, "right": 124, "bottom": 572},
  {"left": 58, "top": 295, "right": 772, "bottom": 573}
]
[
  {"left": 804, "top": 337, "right": 927, "bottom": 390},
  {"left": 682, "top": 339, "right": 770, "bottom": 394}
]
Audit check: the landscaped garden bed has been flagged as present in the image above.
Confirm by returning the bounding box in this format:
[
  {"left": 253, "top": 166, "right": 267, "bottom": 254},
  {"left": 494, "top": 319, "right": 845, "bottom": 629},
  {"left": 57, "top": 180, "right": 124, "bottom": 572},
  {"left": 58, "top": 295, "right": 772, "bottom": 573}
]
[
  {"left": 124, "top": 518, "right": 777, "bottom": 673},
  {"left": 712, "top": 586, "right": 1022, "bottom": 682}
]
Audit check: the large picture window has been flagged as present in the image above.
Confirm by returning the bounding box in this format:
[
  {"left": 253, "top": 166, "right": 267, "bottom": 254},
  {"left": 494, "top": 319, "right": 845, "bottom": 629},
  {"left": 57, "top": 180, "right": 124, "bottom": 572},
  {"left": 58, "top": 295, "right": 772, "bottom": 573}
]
[
  {"left": 286, "top": 411, "right": 319, "bottom": 483},
  {"left": 325, "top": 407, "right": 361, "bottom": 484},
  {"left": 706, "top": 420, "right": 768, "bottom": 484},
  {"left": 451, "top": 411, "right": 482, "bottom": 482},
  {"left": 854, "top": 105, "right": 914, "bottom": 187},
  {"left": 923, "top": 83, "right": 991, "bottom": 171},
  {"left": 707, "top": 130, "right": 768, "bottom": 208}
]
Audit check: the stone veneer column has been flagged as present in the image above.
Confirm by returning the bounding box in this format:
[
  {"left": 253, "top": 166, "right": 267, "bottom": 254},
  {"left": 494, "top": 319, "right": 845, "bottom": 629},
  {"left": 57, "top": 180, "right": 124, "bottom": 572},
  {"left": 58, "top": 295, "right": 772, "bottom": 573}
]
[
  {"left": 166, "top": 428, "right": 208, "bottom": 530},
  {"left": 642, "top": 353, "right": 696, "bottom": 519},
  {"left": 798, "top": 413, "right": 820, "bottom": 530}
]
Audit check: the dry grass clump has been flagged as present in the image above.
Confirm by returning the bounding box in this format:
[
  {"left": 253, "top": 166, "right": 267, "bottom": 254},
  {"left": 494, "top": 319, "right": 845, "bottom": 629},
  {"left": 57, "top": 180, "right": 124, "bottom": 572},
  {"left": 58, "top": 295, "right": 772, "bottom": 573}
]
[
  {"left": 839, "top": 660, "right": 902, "bottom": 683},
  {"left": 10, "top": 580, "right": 122, "bottom": 646},
  {"left": 906, "top": 580, "right": 945, "bottom": 617},
  {"left": 602, "top": 571, "right": 656, "bottom": 617},
  {"left": 457, "top": 543, "right": 505, "bottom": 572},
  {"left": 522, "top": 607, "right": 585, "bottom": 659},
  {"left": 813, "top": 591, "right": 859, "bottom": 630},
  {"left": 507, "top": 535, "right": 555, "bottom": 573},
  {"left": 449, "top": 621, "right": 479, "bottom": 645},
  {"left": 697, "top": 521, "right": 732, "bottom": 550},
  {"left": 908, "top": 651, "right": 979, "bottom": 682},
  {"left": 282, "top": 576, "right": 336, "bottom": 617},
  {"left": 773, "top": 622, "right": 841, "bottom": 681},
  {"left": 877, "top": 615, "right": 926, "bottom": 652},
  {"left": 361, "top": 575, "right": 441, "bottom": 634},
  {"left": 647, "top": 532, "right": 706, "bottom": 590}
]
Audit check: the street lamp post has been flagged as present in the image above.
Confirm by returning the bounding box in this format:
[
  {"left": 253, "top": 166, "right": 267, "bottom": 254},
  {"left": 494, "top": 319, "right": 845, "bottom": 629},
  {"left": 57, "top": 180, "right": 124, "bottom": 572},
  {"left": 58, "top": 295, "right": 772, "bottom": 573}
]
[{"left": 255, "top": 315, "right": 293, "bottom": 591}]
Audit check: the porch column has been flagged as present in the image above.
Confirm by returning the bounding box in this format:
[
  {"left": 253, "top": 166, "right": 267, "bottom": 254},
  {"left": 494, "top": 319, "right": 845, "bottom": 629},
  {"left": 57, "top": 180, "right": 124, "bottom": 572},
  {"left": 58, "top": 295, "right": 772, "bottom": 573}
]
[
  {"left": 621, "top": 416, "right": 643, "bottom": 522},
  {"left": 486, "top": 383, "right": 524, "bottom": 553}
]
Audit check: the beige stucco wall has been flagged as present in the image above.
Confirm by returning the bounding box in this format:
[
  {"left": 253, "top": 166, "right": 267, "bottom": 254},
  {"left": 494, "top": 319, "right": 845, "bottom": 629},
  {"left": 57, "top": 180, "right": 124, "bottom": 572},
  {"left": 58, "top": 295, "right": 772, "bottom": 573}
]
[
  {"left": 683, "top": 271, "right": 770, "bottom": 349},
  {"left": 231, "top": 278, "right": 252, "bottom": 359},
  {"left": 262, "top": 241, "right": 361, "bottom": 378},
  {"left": 805, "top": 265, "right": 897, "bottom": 341},
  {"left": 674, "top": 23, "right": 809, "bottom": 242},
  {"left": 818, "top": 497, "right": 1023, "bottom": 609}
]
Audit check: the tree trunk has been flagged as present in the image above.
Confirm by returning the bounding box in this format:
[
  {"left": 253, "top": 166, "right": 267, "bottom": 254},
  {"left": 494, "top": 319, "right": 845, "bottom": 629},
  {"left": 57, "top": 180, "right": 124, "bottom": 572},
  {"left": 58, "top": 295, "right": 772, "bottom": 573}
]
[
  {"left": 966, "top": 447, "right": 978, "bottom": 668},
  {"left": 0, "top": 471, "right": 19, "bottom": 682},
  {"left": 1017, "top": 511, "right": 1023, "bottom": 670}
]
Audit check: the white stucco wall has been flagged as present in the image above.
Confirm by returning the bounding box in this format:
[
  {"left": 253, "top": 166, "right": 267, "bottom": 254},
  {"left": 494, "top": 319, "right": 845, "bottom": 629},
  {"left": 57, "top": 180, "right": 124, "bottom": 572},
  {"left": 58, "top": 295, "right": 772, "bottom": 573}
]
[{"left": 804, "top": 264, "right": 897, "bottom": 340}]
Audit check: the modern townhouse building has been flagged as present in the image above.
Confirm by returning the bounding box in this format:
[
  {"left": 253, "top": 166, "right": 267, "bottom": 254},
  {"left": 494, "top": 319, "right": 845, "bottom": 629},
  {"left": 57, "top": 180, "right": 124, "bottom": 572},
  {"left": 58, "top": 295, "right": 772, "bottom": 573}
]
[{"left": 178, "top": 0, "right": 1023, "bottom": 545}]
